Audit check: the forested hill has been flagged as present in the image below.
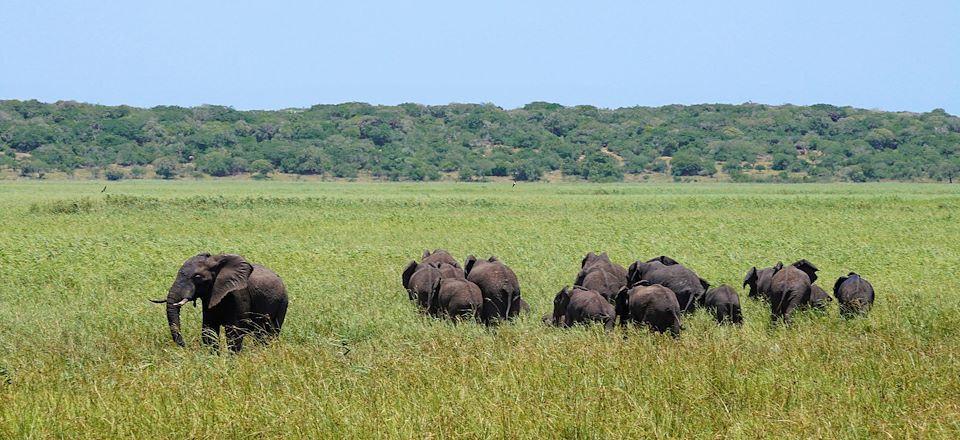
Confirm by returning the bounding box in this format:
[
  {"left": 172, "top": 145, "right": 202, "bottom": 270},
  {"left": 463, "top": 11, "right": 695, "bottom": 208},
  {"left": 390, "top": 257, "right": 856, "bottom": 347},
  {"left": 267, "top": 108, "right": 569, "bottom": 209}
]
[{"left": 1, "top": 99, "right": 958, "bottom": 182}]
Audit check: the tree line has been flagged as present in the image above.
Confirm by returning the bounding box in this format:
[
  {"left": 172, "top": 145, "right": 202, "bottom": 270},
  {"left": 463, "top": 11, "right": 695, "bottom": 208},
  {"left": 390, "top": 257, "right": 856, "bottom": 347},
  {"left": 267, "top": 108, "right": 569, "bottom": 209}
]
[{"left": 1, "top": 99, "right": 958, "bottom": 182}]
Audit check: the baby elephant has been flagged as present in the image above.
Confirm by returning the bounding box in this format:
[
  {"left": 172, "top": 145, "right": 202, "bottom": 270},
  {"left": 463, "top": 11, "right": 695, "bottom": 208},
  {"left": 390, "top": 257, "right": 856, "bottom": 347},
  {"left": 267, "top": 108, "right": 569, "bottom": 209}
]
[
  {"left": 616, "top": 281, "right": 682, "bottom": 337},
  {"left": 552, "top": 286, "right": 616, "bottom": 332},
  {"left": 806, "top": 285, "right": 833, "bottom": 311},
  {"left": 700, "top": 285, "right": 743, "bottom": 325},
  {"left": 833, "top": 273, "right": 875, "bottom": 317},
  {"left": 434, "top": 263, "right": 482, "bottom": 322}
]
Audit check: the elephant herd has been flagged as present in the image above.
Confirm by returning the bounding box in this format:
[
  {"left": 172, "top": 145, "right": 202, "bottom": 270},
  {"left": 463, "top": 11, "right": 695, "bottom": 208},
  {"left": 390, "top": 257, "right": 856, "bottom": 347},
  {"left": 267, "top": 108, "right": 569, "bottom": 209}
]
[
  {"left": 402, "top": 250, "right": 877, "bottom": 337},
  {"left": 147, "top": 249, "right": 875, "bottom": 353}
]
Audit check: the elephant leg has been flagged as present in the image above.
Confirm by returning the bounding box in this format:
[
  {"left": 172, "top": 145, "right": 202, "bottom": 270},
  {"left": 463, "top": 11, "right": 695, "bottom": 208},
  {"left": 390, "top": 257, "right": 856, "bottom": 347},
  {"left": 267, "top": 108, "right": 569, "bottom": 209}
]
[
  {"left": 225, "top": 325, "right": 245, "bottom": 353},
  {"left": 782, "top": 294, "right": 803, "bottom": 326},
  {"left": 201, "top": 323, "right": 220, "bottom": 353},
  {"left": 714, "top": 307, "right": 725, "bottom": 324}
]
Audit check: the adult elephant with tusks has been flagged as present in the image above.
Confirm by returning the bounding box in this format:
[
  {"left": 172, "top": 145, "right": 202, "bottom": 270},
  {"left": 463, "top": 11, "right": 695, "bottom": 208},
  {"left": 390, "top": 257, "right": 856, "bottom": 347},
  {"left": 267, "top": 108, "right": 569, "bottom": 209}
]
[
  {"left": 465, "top": 255, "right": 524, "bottom": 326},
  {"left": 627, "top": 256, "right": 710, "bottom": 313},
  {"left": 149, "top": 253, "right": 288, "bottom": 353}
]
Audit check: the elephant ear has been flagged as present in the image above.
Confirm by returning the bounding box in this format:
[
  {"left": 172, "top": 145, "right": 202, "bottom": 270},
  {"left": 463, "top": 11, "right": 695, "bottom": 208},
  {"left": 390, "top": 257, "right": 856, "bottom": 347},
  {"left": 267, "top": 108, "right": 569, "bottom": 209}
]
[
  {"left": 658, "top": 255, "right": 680, "bottom": 266},
  {"left": 581, "top": 252, "right": 595, "bottom": 268},
  {"left": 464, "top": 255, "right": 478, "bottom": 277},
  {"left": 699, "top": 277, "right": 711, "bottom": 291},
  {"left": 210, "top": 254, "right": 253, "bottom": 309},
  {"left": 615, "top": 286, "right": 630, "bottom": 316},
  {"left": 793, "top": 259, "right": 819, "bottom": 283},
  {"left": 743, "top": 267, "right": 758, "bottom": 288},
  {"left": 402, "top": 260, "right": 418, "bottom": 289},
  {"left": 833, "top": 276, "right": 848, "bottom": 298},
  {"left": 573, "top": 269, "right": 588, "bottom": 287},
  {"left": 487, "top": 256, "right": 498, "bottom": 263},
  {"left": 422, "top": 249, "right": 431, "bottom": 259},
  {"left": 427, "top": 276, "right": 442, "bottom": 314},
  {"left": 627, "top": 261, "right": 641, "bottom": 286}
]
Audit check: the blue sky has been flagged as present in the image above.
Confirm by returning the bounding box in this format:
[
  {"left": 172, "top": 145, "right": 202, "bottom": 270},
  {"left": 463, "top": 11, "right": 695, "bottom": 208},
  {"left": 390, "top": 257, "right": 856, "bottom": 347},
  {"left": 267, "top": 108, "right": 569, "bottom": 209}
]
[{"left": 1, "top": 0, "right": 957, "bottom": 113}]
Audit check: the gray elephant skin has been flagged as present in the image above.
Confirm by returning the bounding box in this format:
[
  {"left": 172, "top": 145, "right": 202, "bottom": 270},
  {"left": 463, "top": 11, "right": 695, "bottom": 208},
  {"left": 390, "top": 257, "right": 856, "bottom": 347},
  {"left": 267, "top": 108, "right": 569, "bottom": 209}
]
[
  {"left": 402, "top": 261, "right": 441, "bottom": 314},
  {"left": 150, "top": 253, "right": 288, "bottom": 352},
  {"left": 615, "top": 281, "right": 682, "bottom": 336},
  {"left": 806, "top": 284, "right": 833, "bottom": 311},
  {"left": 401, "top": 249, "right": 461, "bottom": 314},
  {"left": 833, "top": 272, "right": 875, "bottom": 317},
  {"left": 768, "top": 259, "right": 819, "bottom": 325},
  {"left": 700, "top": 285, "right": 743, "bottom": 325},
  {"left": 627, "top": 256, "right": 710, "bottom": 313},
  {"left": 434, "top": 263, "right": 483, "bottom": 322},
  {"left": 465, "top": 255, "right": 524, "bottom": 326},
  {"left": 551, "top": 286, "right": 615, "bottom": 332},
  {"left": 743, "top": 265, "right": 775, "bottom": 301},
  {"left": 574, "top": 252, "right": 627, "bottom": 304}
]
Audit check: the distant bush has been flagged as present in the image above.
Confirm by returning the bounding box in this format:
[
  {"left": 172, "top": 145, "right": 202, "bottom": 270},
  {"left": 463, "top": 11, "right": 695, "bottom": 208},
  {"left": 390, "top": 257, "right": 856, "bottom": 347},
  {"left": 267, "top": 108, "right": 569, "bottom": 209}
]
[
  {"left": 2, "top": 99, "right": 958, "bottom": 181},
  {"left": 105, "top": 167, "right": 126, "bottom": 181}
]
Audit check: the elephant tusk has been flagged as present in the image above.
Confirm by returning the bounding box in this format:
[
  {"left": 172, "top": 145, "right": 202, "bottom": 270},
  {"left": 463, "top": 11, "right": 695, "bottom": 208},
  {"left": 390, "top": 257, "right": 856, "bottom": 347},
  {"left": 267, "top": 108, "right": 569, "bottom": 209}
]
[
  {"left": 173, "top": 298, "right": 190, "bottom": 307},
  {"left": 148, "top": 298, "right": 167, "bottom": 304}
]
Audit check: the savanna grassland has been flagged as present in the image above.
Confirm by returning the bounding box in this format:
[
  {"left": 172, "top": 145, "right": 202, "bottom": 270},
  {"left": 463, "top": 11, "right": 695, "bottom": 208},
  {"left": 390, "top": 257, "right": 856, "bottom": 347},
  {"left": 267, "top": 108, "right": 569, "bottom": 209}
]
[{"left": 1, "top": 181, "right": 959, "bottom": 439}]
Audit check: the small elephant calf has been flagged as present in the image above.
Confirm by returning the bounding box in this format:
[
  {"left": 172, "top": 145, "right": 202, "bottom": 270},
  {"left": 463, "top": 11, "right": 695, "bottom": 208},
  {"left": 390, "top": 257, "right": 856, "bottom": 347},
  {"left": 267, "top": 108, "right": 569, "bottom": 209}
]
[
  {"left": 700, "top": 285, "right": 743, "bottom": 325},
  {"left": 552, "top": 286, "right": 616, "bottom": 332},
  {"left": 806, "top": 285, "right": 833, "bottom": 311},
  {"left": 616, "top": 281, "right": 682, "bottom": 336},
  {"left": 434, "top": 263, "right": 482, "bottom": 322},
  {"left": 833, "top": 273, "right": 875, "bottom": 317}
]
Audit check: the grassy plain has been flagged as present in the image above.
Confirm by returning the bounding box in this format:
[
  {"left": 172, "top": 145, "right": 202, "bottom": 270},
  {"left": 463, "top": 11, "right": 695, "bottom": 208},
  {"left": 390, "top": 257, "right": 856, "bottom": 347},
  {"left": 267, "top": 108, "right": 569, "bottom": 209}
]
[{"left": 1, "top": 181, "right": 959, "bottom": 438}]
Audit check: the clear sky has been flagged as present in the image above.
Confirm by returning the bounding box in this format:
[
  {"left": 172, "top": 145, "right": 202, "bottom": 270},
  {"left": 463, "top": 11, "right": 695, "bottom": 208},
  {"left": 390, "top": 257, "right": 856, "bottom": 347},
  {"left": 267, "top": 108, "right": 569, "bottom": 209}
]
[{"left": 1, "top": 0, "right": 957, "bottom": 113}]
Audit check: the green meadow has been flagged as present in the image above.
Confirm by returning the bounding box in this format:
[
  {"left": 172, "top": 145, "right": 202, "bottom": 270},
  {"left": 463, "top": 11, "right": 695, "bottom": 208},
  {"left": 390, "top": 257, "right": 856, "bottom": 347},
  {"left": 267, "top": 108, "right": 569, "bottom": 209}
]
[{"left": 1, "top": 181, "right": 959, "bottom": 438}]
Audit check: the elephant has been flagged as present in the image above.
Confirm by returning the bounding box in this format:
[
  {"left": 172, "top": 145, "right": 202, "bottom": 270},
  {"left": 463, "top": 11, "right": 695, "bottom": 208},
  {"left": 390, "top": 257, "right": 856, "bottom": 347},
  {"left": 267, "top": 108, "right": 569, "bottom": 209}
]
[
  {"left": 464, "top": 255, "right": 523, "bottom": 326},
  {"left": 433, "top": 263, "right": 482, "bottom": 322},
  {"left": 401, "top": 260, "right": 442, "bottom": 314},
  {"left": 615, "top": 280, "right": 682, "bottom": 336},
  {"left": 806, "top": 285, "right": 833, "bottom": 311},
  {"left": 627, "top": 256, "right": 710, "bottom": 313},
  {"left": 551, "top": 286, "right": 616, "bottom": 332},
  {"left": 421, "top": 249, "right": 460, "bottom": 268},
  {"left": 700, "top": 285, "right": 744, "bottom": 325},
  {"left": 149, "top": 253, "right": 288, "bottom": 353},
  {"left": 436, "top": 262, "right": 466, "bottom": 280},
  {"left": 575, "top": 252, "right": 627, "bottom": 285},
  {"left": 576, "top": 268, "right": 625, "bottom": 305},
  {"left": 768, "top": 259, "right": 819, "bottom": 325},
  {"left": 743, "top": 265, "right": 776, "bottom": 301},
  {"left": 833, "top": 273, "right": 875, "bottom": 318}
]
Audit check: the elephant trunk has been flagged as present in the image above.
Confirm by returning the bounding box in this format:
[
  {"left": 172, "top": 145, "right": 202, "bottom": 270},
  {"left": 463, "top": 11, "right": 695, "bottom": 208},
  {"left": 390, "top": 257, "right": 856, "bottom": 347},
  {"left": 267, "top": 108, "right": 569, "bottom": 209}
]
[
  {"left": 163, "top": 276, "right": 195, "bottom": 347},
  {"left": 166, "top": 303, "right": 185, "bottom": 347}
]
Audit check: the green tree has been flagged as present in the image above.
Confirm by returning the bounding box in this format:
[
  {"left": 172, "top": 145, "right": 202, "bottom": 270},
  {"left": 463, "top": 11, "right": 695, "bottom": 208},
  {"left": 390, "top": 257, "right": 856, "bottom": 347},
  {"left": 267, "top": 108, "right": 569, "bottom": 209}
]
[
  {"left": 197, "top": 150, "right": 235, "bottom": 177},
  {"left": 105, "top": 167, "right": 126, "bottom": 181},
  {"left": 250, "top": 159, "right": 274, "bottom": 178},
  {"left": 152, "top": 157, "right": 178, "bottom": 179},
  {"left": 670, "top": 150, "right": 714, "bottom": 176}
]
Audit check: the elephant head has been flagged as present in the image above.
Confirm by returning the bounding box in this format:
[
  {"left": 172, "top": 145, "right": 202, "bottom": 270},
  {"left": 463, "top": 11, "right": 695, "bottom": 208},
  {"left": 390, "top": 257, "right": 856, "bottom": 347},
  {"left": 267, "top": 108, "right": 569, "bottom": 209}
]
[
  {"left": 149, "top": 253, "right": 252, "bottom": 347},
  {"left": 743, "top": 266, "right": 759, "bottom": 290},
  {"left": 626, "top": 261, "right": 650, "bottom": 286},
  {"left": 552, "top": 286, "right": 573, "bottom": 324}
]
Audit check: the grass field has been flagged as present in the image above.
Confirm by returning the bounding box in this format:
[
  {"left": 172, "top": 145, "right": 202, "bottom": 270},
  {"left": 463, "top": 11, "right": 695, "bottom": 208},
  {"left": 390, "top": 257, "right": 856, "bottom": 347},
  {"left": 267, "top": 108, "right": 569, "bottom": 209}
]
[{"left": 1, "top": 181, "right": 959, "bottom": 438}]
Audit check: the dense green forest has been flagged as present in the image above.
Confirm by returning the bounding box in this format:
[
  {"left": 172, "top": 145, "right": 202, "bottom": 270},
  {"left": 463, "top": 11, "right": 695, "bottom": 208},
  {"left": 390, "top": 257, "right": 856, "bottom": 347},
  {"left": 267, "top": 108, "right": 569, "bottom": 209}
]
[{"left": 1, "top": 99, "right": 958, "bottom": 182}]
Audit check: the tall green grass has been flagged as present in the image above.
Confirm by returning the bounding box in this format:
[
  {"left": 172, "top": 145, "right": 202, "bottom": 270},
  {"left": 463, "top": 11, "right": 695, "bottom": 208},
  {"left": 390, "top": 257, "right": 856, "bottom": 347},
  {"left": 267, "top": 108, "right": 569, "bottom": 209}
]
[{"left": 1, "top": 181, "right": 959, "bottom": 438}]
